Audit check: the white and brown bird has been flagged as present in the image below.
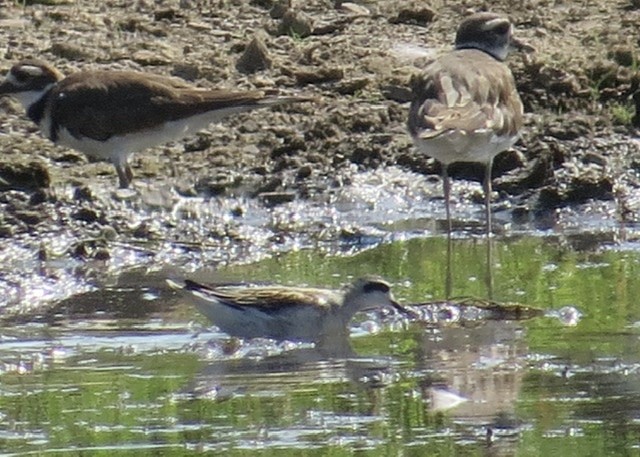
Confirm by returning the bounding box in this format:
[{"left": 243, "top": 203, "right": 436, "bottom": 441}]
[
  {"left": 168, "top": 276, "right": 416, "bottom": 342},
  {"left": 0, "top": 60, "right": 308, "bottom": 189},
  {"left": 407, "top": 12, "right": 531, "bottom": 235}
]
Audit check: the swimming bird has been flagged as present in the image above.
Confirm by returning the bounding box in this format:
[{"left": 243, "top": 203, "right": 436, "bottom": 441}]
[
  {"left": 168, "top": 276, "right": 415, "bottom": 342},
  {"left": 0, "top": 59, "right": 308, "bottom": 188},
  {"left": 407, "top": 12, "right": 530, "bottom": 234}
]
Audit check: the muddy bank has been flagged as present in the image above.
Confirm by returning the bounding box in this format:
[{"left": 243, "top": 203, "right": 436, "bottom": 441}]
[{"left": 0, "top": 0, "right": 639, "bottom": 314}]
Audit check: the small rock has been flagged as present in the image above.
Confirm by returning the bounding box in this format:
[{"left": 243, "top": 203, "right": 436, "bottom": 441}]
[
  {"left": 335, "top": 77, "right": 370, "bottom": 95},
  {"left": 270, "top": 0, "right": 290, "bottom": 19},
  {"left": 154, "top": 8, "right": 179, "bottom": 21},
  {"left": 260, "top": 191, "right": 296, "bottom": 207},
  {"left": 99, "top": 226, "right": 119, "bottom": 241},
  {"left": 380, "top": 84, "right": 413, "bottom": 103},
  {"left": 389, "top": 6, "right": 436, "bottom": 27},
  {"left": 296, "top": 165, "right": 312, "bottom": 180},
  {"left": 231, "top": 206, "right": 245, "bottom": 217},
  {"left": 0, "top": 224, "right": 16, "bottom": 238},
  {"left": 250, "top": 0, "right": 274, "bottom": 8},
  {"left": 49, "top": 42, "right": 92, "bottom": 60},
  {"left": 0, "top": 96, "right": 21, "bottom": 115},
  {"left": 37, "top": 245, "right": 48, "bottom": 261},
  {"left": 350, "top": 146, "right": 382, "bottom": 166},
  {"left": 183, "top": 133, "right": 212, "bottom": 152},
  {"left": 254, "top": 176, "right": 283, "bottom": 195},
  {"left": 236, "top": 35, "right": 272, "bottom": 74},
  {"left": 582, "top": 152, "right": 608, "bottom": 168},
  {"left": 12, "top": 210, "right": 42, "bottom": 226},
  {"left": 312, "top": 18, "right": 353, "bottom": 35},
  {"left": 566, "top": 176, "right": 614, "bottom": 203},
  {"left": 94, "top": 249, "right": 111, "bottom": 261},
  {"left": 537, "top": 186, "right": 563, "bottom": 210},
  {"left": 194, "top": 174, "right": 239, "bottom": 196},
  {"left": 54, "top": 152, "right": 85, "bottom": 164},
  {"left": 29, "top": 189, "right": 53, "bottom": 205},
  {"left": 132, "top": 222, "right": 158, "bottom": 239},
  {"left": 132, "top": 50, "right": 172, "bottom": 66},
  {"left": 0, "top": 18, "right": 31, "bottom": 29},
  {"left": 72, "top": 242, "right": 90, "bottom": 259},
  {"left": 339, "top": 2, "right": 370, "bottom": 15},
  {"left": 278, "top": 10, "right": 313, "bottom": 38},
  {"left": 0, "top": 161, "right": 50, "bottom": 191},
  {"left": 270, "top": 135, "right": 307, "bottom": 158},
  {"left": 186, "top": 21, "right": 211, "bottom": 32},
  {"left": 171, "top": 63, "right": 201, "bottom": 81},
  {"left": 118, "top": 17, "right": 140, "bottom": 32},
  {"left": 72, "top": 208, "right": 100, "bottom": 223},
  {"left": 74, "top": 185, "right": 95, "bottom": 202},
  {"left": 609, "top": 46, "right": 635, "bottom": 67},
  {"left": 511, "top": 206, "right": 531, "bottom": 224},
  {"left": 294, "top": 67, "right": 344, "bottom": 85}
]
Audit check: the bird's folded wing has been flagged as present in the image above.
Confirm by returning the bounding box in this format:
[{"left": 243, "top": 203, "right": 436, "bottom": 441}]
[
  {"left": 48, "top": 71, "right": 267, "bottom": 142},
  {"left": 182, "top": 280, "right": 334, "bottom": 312},
  {"left": 408, "top": 50, "right": 522, "bottom": 139}
]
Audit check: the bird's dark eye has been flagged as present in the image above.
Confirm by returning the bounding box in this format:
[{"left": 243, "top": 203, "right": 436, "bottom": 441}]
[
  {"left": 13, "top": 71, "right": 28, "bottom": 83},
  {"left": 363, "top": 281, "right": 390, "bottom": 294},
  {"left": 493, "top": 22, "right": 510, "bottom": 35}
]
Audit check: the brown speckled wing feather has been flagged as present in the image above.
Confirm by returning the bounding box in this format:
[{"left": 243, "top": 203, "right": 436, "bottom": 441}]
[
  {"left": 408, "top": 49, "right": 523, "bottom": 139},
  {"left": 46, "top": 70, "right": 268, "bottom": 141},
  {"left": 184, "top": 280, "right": 338, "bottom": 312}
]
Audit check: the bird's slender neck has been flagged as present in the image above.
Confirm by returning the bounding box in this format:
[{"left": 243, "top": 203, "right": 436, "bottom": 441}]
[
  {"left": 455, "top": 43, "right": 507, "bottom": 61},
  {"left": 340, "top": 288, "right": 372, "bottom": 316}
]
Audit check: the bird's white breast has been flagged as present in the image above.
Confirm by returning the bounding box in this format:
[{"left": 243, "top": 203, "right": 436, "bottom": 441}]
[{"left": 413, "top": 129, "right": 519, "bottom": 166}]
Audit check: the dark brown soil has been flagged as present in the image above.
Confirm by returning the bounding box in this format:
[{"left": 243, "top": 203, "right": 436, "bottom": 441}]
[{"left": 0, "top": 0, "right": 639, "bottom": 312}]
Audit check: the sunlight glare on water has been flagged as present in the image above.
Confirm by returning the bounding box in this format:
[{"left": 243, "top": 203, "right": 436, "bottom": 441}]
[{"left": 1, "top": 235, "right": 640, "bottom": 455}]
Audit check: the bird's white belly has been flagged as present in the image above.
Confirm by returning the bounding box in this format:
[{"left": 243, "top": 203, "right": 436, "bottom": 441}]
[
  {"left": 44, "top": 108, "right": 244, "bottom": 163},
  {"left": 191, "top": 294, "right": 335, "bottom": 342},
  {"left": 414, "top": 129, "right": 519, "bottom": 165}
]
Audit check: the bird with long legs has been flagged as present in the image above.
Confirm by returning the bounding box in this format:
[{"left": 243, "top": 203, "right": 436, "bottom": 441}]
[{"left": 408, "top": 12, "right": 531, "bottom": 236}]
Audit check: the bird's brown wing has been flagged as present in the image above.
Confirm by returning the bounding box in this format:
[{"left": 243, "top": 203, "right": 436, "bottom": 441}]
[
  {"left": 184, "top": 280, "right": 337, "bottom": 313},
  {"left": 46, "top": 70, "right": 269, "bottom": 142},
  {"left": 408, "top": 49, "right": 523, "bottom": 139}
]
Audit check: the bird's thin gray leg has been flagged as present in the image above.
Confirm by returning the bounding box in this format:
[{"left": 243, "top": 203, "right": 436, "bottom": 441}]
[
  {"left": 483, "top": 160, "right": 493, "bottom": 237},
  {"left": 113, "top": 158, "right": 132, "bottom": 189},
  {"left": 443, "top": 163, "right": 453, "bottom": 299},
  {"left": 485, "top": 233, "right": 494, "bottom": 300},
  {"left": 125, "top": 164, "right": 133, "bottom": 187},
  {"left": 442, "top": 163, "right": 452, "bottom": 235},
  {"left": 446, "top": 228, "right": 453, "bottom": 299},
  {"left": 483, "top": 160, "right": 494, "bottom": 299}
]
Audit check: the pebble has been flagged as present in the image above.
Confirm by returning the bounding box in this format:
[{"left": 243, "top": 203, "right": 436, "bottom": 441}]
[
  {"left": 0, "top": 162, "right": 50, "bottom": 191},
  {"left": 269, "top": 0, "right": 291, "bottom": 19},
  {"left": 259, "top": 191, "right": 296, "bottom": 207},
  {"left": 339, "top": 2, "right": 370, "bottom": 16},
  {"left": 278, "top": 9, "right": 313, "bottom": 38},
  {"left": 236, "top": 35, "right": 272, "bottom": 74},
  {"left": 389, "top": 7, "right": 436, "bottom": 26}
]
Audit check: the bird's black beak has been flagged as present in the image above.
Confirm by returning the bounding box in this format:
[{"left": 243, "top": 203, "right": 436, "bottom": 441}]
[
  {"left": 391, "top": 299, "right": 420, "bottom": 319},
  {"left": 510, "top": 36, "right": 535, "bottom": 54}
]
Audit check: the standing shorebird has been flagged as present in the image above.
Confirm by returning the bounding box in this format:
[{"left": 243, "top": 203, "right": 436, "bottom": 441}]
[
  {"left": 168, "top": 276, "right": 415, "bottom": 342},
  {"left": 407, "top": 12, "right": 530, "bottom": 235},
  {"left": 0, "top": 60, "right": 308, "bottom": 189}
]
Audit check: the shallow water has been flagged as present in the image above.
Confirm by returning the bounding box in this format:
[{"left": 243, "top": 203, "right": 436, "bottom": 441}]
[{"left": 2, "top": 233, "right": 640, "bottom": 455}]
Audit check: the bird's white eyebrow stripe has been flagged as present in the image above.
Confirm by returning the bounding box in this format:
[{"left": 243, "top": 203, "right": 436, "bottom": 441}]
[
  {"left": 17, "top": 65, "right": 45, "bottom": 77},
  {"left": 483, "top": 18, "right": 510, "bottom": 29}
]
